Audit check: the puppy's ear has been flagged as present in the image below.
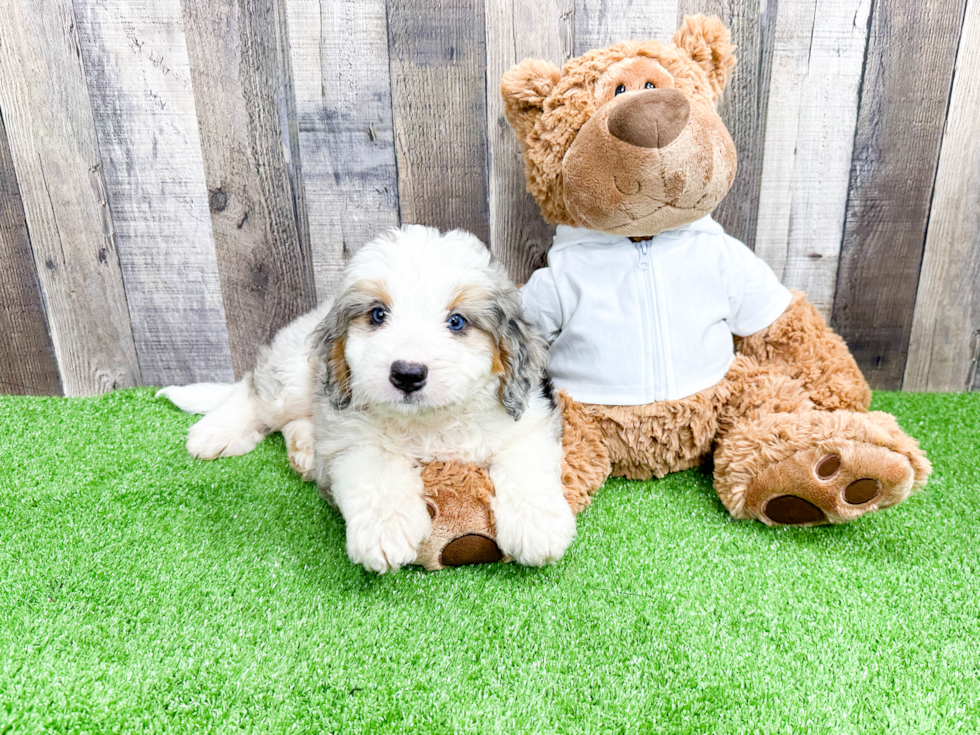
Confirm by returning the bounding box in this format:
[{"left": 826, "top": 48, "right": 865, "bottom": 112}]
[
  {"left": 490, "top": 289, "right": 549, "bottom": 421},
  {"left": 309, "top": 296, "right": 357, "bottom": 410},
  {"left": 501, "top": 59, "right": 561, "bottom": 143},
  {"left": 673, "top": 14, "right": 736, "bottom": 99}
]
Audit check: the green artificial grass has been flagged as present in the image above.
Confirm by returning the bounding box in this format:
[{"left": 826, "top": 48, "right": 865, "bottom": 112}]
[{"left": 1, "top": 389, "right": 978, "bottom": 733}]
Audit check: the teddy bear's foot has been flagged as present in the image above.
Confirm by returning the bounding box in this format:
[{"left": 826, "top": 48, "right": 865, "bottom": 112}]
[
  {"left": 715, "top": 410, "right": 931, "bottom": 526},
  {"left": 751, "top": 444, "right": 912, "bottom": 526}
]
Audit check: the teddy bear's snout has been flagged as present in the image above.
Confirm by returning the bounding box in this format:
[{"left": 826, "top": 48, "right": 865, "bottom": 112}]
[{"left": 607, "top": 88, "right": 691, "bottom": 149}]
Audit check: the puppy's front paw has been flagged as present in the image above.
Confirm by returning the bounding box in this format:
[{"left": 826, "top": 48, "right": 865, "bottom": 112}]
[
  {"left": 345, "top": 500, "right": 432, "bottom": 573},
  {"left": 494, "top": 493, "right": 576, "bottom": 567}
]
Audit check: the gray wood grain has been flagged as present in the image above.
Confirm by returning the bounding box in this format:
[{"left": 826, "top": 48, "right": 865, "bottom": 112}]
[
  {"left": 0, "top": 110, "right": 63, "bottom": 396},
  {"left": 831, "top": 0, "right": 968, "bottom": 390},
  {"left": 73, "top": 0, "right": 235, "bottom": 386},
  {"left": 677, "top": 0, "right": 775, "bottom": 249},
  {"left": 0, "top": 0, "right": 140, "bottom": 395},
  {"left": 181, "top": 0, "right": 317, "bottom": 378},
  {"left": 283, "top": 0, "right": 400, "bottom": 299},
  {"left": 485, "top": 0, "right": 573, "bottom": 283},
  {"left": 575, "top": 0, "right": 680, "bottom": 51},
  {"left": 387, "top": 0, "right": 491, "bottom": 244},
  {"left": 905, "top": 0, "right": 980, "bottom": 392},
  {"left": 753, "top": 0, "right": 872, "bottom": 319}
]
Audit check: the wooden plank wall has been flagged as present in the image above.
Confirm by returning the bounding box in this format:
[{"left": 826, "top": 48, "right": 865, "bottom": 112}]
[
  {"left": 905, "top": 0, "right": 980, "bottom": 392},
  {"left": 181, "top": 0, "right": 317, "bottom": 376},
  {"left": 0, "top": 0, "right": 141, "bottom": 395},
  {"left": 0, "top": 112, "right": 62, "bottom": 396},
  {"left": 73, "top": 0, "right": 236, "bottom": 386},
  {"left": 1, "top": 0, "right": 978, "bottom": 395}
]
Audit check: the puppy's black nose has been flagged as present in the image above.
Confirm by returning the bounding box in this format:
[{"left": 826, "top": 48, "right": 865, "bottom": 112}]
[{"left": 389, "top": 360, "right": 428, "bottom": 394}]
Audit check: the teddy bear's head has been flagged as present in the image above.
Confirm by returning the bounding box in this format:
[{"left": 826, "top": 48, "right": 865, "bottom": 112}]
[{"left": 501, "top": 15, "right": 737, "bottom": 237}]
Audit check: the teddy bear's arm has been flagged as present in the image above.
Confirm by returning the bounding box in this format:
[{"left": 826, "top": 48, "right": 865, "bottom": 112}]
[
  {"left": 519, "top": 266, "right": 563, "bottom": 343},
  {"left": 723, "top": 235, "right": 793, "bottom": 338}
]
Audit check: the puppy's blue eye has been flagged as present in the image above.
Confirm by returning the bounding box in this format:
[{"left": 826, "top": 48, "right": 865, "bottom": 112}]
[
  {"left": 645, "top": 81, "right": 655, "bottom": 89},
  {"left": 370, "top": 307, "right": 387, "bottom": 324},
  {"left": 615, "top": 84, "right": 627, "bottom": 95},
  {"left": 447, "top": 314, "right": 467, "bottom": 332}
]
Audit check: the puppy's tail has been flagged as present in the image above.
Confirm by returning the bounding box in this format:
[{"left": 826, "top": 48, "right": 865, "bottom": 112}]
[
  {"left": 158, "top": 380, "right": 267, "bottom": 460},
  {"left": 156, "top": 383, "right": 237, "bottom": 414}
]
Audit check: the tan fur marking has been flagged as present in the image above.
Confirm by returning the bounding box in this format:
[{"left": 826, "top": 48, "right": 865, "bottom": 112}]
[
  {"left": 448, "top": 285, "right": 489, "bottom": 314},
  {"left": 495, "top": 337, "right": 511, "bottom": 391},
  {"left": 490, "top": 346, "right": 506, "bottom": 376},
  {"left": 449, "top": 285, "right": 507, "bottom": 375},
  {"left": 470, "top": 329, "right": 506, "bottom": 376},
  {"left": 328, "top": 334, "right": 351, "bottom": 401},
  {"left": 358, "top": 279, "right": 392, "bottom": 307}
]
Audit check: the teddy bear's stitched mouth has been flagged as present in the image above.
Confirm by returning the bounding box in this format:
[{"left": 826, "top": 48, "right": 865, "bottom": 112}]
[{"left": 614, "top": 175, "right": 641, "bottom": 196}]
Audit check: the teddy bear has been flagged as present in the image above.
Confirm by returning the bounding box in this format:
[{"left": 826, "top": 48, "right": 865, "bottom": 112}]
[
  {"left": 499, "top": 14, "right": 931, "bottom": 525},
  {"left": 411, "top": 14, "right": 931, "bottom": 570}
]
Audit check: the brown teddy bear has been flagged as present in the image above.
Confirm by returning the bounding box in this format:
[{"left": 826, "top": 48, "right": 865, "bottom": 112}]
[
  {"left": 412, "top": 14, "right": 931, "bottom": 570},
  {"left": 501, "top": 14, "right": 930, "bottom": 521}
]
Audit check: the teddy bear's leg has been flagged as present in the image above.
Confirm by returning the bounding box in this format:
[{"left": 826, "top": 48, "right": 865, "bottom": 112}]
[
  {"left": 580, "top": 383, "right": 730, "bottom": 481},
  {"left": 415, "top": 462, "right": 507, "bottom": 571},
  {"left": 713, "top": 295, "right": 931, "bottom": 525},
  {"left": 734, "top": 290, "right": 872, "bottom": 413},
  {"left": 555, "top": 389, "right": 613, "bottom": 509},
  {"left": 410, "top": 393, "right": 612, "bottom": 571}
]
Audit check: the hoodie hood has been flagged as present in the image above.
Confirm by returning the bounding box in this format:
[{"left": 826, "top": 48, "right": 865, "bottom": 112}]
[{"left": 551, "top": 215, "right": 725, "bottom": 253}]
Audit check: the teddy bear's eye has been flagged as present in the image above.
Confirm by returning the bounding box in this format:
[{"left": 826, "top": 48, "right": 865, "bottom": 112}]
[
  {"left": 645, "top": 81, "right": 655, "bottom": 89},
  {"left": 614, "top": 84, "right": 626, "bottom": 96}
]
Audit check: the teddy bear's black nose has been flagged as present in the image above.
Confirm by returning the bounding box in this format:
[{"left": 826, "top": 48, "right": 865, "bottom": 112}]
[
  {"left": 390, "top": 360, "right": 428, "bottom": 394},
  {"left": 607, "top": 88, "right": 691, "bottom": 149}
]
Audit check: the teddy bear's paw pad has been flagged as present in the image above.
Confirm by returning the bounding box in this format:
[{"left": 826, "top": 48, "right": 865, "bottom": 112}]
[
  {"left": 763, "top": 495, "right": 827, "bottom": 525},
  {"left": 815, "top": 454, "right": 883, "bottom": 504},
  {"left": 844, "top": 477, "right": 881, "bottom": 504},
  {"left": 440, "top": 534, "right": 504, "bottom": 567},
  {"left": 762, "top": 478, "right": 885, "bottom": 523},
  {"left": 750, "top": 442, "right": 915, "bottom": 526}
]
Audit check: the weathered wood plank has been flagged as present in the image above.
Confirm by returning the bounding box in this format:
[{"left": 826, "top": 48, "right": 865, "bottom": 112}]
[
  {"left": 677, "top": 0, "right": 775, "bottom": 248},
  {"left": 0, "top": 0, "right": 140, "bottom": 395},
  {"left": 387, "top": 0, "right": 491, "bottom": 244},
  {"left": 905, "top": 0, "right": 980, "bottom": 392},
  {"left": 283, "top": 0, "right": 399, "bottom": 299},
  {"left": 73, "top": 0, "right": 235, "bottom": 385},
  {"left": 831, "top": 0, "right": 968, "bottom": 390},
  {"left": 485, "top": 0, "right": 573, "bottom": 283},
  {"left": 753, "top": 0, "right": 872, "bottom": 319},
  {"left": 0, "top": 110, "right": 63, "bottom": 396},
  {"left": 575, "top": 0, "right": 680, "bottom": 51},
  {"left": 181, "top": 0, "right": 317, "bottom": 377}
]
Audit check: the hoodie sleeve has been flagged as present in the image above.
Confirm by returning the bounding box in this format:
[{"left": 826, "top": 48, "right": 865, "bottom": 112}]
[
  {"left": 520, "top": 267, "right": 563, "bottom": 344},
  {"left": 724, "top": 236, "right": 792, "bottom": 337}
]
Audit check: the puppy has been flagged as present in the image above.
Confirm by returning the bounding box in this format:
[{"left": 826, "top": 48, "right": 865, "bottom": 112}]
[{"left": 159, "top": 226, "right": 575, "bottom": 572}]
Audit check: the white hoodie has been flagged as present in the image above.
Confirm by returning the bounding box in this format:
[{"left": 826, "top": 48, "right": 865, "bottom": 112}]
[{"left": 520, "top": 216, "right": 791, "bottom": 405}]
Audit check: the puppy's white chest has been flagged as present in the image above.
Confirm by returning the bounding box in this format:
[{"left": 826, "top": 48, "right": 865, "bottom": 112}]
[{"left": 380, "top": 417, "right": 501, "bottom": 465}]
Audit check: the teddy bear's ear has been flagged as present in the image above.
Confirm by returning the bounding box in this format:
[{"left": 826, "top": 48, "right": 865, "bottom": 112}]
[
  {"left": 500, "top": 59, "right": 561, "bottom": 141},
  {"left": 672, "top": 14, "right": 736, "bottom": 99}
]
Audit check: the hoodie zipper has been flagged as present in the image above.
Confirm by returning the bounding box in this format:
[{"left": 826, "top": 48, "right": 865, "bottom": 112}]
[{"left": 634, "top": 240, "right": 662, "bottom": 399}]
